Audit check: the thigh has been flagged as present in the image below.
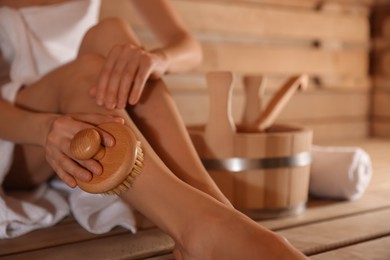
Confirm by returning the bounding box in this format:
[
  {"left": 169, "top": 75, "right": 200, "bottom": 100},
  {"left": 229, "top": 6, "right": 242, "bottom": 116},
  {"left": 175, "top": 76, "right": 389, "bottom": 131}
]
[
  {"left": 3, "top": 145, "right": 54, "bottom": 190},
  {"left": 15, "top": 53, "right": 104, "bottom": 114}
]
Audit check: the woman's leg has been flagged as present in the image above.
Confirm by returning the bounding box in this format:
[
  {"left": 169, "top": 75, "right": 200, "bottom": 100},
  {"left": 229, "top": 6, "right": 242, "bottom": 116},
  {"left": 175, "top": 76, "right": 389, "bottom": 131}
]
[
  {"left": 3, "top": 145, "right": 53, "bottom": 189},
  {"left": 14, "top": 53, "right": 305, "bottom": 259},
  {"left": 78, "top": 18, "right": 230, "bottom": 205}
]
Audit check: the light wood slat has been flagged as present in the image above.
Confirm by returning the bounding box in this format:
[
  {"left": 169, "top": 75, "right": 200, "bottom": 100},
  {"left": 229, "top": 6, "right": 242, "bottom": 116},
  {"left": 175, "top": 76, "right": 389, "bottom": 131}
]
[
  {"left": 198, "top": 44, "right": 368, "bottom": 77},
  {"left": 164, "top": 73, "right": 371, "bottom": 91},
  {"left": 0, "top": 229, "right": 174, "bottom": 260},
  {"left": 180, "top": 0, "right": 373, "bottom": 10},
  {"left": 136, "top": 37, "right": 369, "bottom": 78},
  {"left": 378, "top": 51, "right": 390, "bottom": 75},
  {"left": 100, "top": 0, "right": 370, "bottom": 43},
  {"left": 171, "top": 1, "right": 369, "bottom": 42},
  {"left": 297, "top": 120, "right": 369, "bottom": 142},
  {"left": 373, "top": 76, "right": 390, "bottom": 91},
  {"left": 372, "top": 121, "right": 390, "bottom": 138},
  {"left": 259, "top": 192, "right": 390, "bottom": 231},
  {"left": 373, "top": 90, "right": 390, "bottom": 117},
  {"left": 0, "top": 219, "right": 128, "bottom": 256},
  {"left": 172, "top": 91, "right": 369, "bottom": 124},
  {"left": 276, "top": 208, "right": 390, "bottom": 256},
  {"left": 310, "top": 236, "right": 390, "bottom": 259}
]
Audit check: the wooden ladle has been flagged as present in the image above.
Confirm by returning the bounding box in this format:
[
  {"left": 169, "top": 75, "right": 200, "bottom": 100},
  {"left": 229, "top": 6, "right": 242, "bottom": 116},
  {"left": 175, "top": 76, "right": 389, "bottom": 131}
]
[{"left": 242, "top": 74, "right": 308, "bottom": 132}]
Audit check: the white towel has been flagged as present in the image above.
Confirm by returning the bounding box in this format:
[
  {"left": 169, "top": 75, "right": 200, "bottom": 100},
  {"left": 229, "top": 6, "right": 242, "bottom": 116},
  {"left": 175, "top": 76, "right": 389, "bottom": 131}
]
[
  {"left": 309, "top": 145, "right": 372, "bottom": 201},
  {"left": 51, "top": 180, "right": 137, "bottom": 234},
  {"left": 0, "top": 1, "right": 137, "bottom": 239},
  {"left": 0, "top": 184, "right": 69, "bottom": 238}
]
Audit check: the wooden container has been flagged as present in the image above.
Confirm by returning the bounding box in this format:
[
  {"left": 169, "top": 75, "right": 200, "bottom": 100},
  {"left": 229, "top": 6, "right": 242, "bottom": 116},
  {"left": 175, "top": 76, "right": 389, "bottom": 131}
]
[{"left": 188, "top": 72, "right": 312, "bottom": 218}]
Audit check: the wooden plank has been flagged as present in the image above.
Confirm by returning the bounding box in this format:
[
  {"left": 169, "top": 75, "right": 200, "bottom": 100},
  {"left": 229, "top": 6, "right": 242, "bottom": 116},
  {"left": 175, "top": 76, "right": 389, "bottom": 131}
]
[
  {"left": 372, "top": 121, "right": 390, "bottom": 138},
  {"left": 100, "top": 0, "right": 370, "bottom": 43},
  {"left": 310, "top": 236, "right": 390, "bottom": 260},
  {"left": 1, "top": 229, "right": 174, "bottom": 260},
  {"left": 259, "top": 191, "right": 390, "bottom": 230},
  {"left": 140, "top": 38, "right": 369, "bottom": 77},
  {"left": 164, "top": 73, "right": 371, "bottom": 92},
  {"left": 173, "top": 1, "right": 369, "bottom": 42},
  {"left": 171, "top": 90, "right": 369, "bottom": 125},
  {"left": 198, "top": 44, "right": 368, "bottom": 77},
  {"left": 181, "top": 0, "right": 373, "bottom": 11},
  {"left": 376, "top": 50, "right": 390, "bottom": 75},
  {"left": 373, "top": 76, "right": 390, "bottom": 91},
  {"left": 0, "top": 217, "right": 128, "bottom": 256},
  {"left": 277, "top": 208, "right": 390, "bottom": 256},
  {"left": 297, "top": 119, "right": 369, "bottom": 142},
  {"left": 373, "top": 90, "right": 390, "bottom": 117}
]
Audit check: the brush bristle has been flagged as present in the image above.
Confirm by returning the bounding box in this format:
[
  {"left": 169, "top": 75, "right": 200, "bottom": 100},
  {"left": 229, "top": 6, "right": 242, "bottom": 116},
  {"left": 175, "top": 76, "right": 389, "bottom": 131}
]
[{"left": 104, "top": 141, "right": 144, "bottom": 195}]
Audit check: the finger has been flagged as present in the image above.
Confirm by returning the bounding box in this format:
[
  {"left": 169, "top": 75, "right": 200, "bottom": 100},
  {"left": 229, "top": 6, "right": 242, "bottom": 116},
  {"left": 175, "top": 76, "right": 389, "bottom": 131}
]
[
  {"left": 129, "top": 56, "right": 153, "bottom": 105},
  {"left": 96, "top": 46, "right": 121, "bottom": 106},
  {"left": 52, "top": 140, "right": 94, "bottom": 183},
  {"left": 105, "top": 46, "right": 134, "bottom": 109},
  {"left": 94, "top": 127, "right": 116, "bottom": 148},
  {"left": 117, "top": 60, "right": 139, "bottom": 109},
  {"left": 89, "top": 85, "right": 97, "bottom": 97},
  {"left": 71, "top": 114, "right": 124, "bottom": 126},
  {"left": 61, "top": 154, "right": 93, "bottom": 182},
  {"left": 76, "top": 159, "right": 103, "bottom": 176},
  {"left": 47, "top": 154, "right": 77, "bottom": 188}
]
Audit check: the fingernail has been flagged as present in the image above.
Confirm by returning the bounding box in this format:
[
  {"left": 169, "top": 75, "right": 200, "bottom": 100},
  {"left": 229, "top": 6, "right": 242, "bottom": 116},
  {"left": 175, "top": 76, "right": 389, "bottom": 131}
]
[
  {"left": 115, "top": 117, "right": 125, "bottom": 124},
  {"left": 83, "top": 173, "right": 92, "bottom": 182},
  {"left": 106, "top": 139, "right": 115, "bottom": 147},
  {"left": 130, "top": 96, "right": 137, "bottom": 105},
  {"left": 93, "top": 167, "right": 102, "bottom": 176}
]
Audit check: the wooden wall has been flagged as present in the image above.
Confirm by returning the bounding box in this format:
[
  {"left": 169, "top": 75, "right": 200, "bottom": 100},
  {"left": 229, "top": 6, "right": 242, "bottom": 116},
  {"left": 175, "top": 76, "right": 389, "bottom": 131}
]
[
  {"left": 371, "top": 0, "right": 390, "bottom": 138},
  {"left": 101, "top": 0, "right": 373, "bottom": 142}
]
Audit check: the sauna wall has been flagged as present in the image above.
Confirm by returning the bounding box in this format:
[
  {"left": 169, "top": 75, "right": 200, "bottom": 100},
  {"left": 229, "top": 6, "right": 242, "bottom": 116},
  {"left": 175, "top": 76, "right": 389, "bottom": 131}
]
[
  {"left": 372, "top": 0, "right": 390, "bottom": 138},
  {"left": 101, "top": 0, "right": 373, "bottom": 143}
]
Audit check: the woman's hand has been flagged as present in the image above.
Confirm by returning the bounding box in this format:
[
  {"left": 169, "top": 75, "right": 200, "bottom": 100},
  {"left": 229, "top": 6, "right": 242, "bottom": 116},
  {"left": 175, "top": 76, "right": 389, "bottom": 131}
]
[
  {"left": 44, "top": 113, "right": 124, "bottom": 188},
  {"left": 90, "top": 44, "right": 169, "bottom": 109}
]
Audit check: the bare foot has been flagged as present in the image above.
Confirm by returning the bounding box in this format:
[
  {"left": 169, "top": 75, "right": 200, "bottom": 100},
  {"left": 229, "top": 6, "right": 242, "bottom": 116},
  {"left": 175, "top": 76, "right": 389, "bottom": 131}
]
[{"left": 173, "top": 206, "right": 307, "bottom": 260}]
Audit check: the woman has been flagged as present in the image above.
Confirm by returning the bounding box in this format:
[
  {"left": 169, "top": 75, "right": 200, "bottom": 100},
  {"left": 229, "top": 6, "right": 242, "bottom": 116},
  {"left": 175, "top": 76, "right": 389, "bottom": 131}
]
[{"left": 0, "top": 0, "right": 306, "bottom": 259}]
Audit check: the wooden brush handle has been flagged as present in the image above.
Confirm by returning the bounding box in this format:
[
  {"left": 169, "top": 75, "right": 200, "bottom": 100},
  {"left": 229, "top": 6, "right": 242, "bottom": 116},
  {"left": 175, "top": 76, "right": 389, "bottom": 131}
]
[
  {"left": 70, "top": 128, "right": 105, "bottom": 161},
  {"left": 70, "top": 123, "right": 139, "bottom": 194}
]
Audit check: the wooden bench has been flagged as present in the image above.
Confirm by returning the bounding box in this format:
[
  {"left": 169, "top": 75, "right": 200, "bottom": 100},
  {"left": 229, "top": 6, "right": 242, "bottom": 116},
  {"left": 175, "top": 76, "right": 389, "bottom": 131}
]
[{"left": 1, "top": 138, "right": 389, "bottom": 259}]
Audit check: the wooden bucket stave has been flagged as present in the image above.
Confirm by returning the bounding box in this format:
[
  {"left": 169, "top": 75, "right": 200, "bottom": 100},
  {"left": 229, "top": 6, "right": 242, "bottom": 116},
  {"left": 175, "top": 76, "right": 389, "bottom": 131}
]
[{"left": 189, "top": 124, "right": 312, "bottom": 217}]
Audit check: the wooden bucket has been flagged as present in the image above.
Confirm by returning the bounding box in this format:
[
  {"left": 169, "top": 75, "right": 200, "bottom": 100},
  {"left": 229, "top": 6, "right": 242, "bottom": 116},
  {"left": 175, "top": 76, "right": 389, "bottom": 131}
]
[{"left": 188, "top": 72, "right": 312, "bottom": 218}]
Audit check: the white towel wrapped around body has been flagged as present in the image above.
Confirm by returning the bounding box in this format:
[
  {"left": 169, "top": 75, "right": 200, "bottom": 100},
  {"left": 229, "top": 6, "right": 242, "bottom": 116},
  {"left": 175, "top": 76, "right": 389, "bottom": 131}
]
[
  {"left": 0, "top": 0, "right": 137, "bottom": 239},
  {"left": 309, "top": 145, "right": 373, "bottom": 201}
]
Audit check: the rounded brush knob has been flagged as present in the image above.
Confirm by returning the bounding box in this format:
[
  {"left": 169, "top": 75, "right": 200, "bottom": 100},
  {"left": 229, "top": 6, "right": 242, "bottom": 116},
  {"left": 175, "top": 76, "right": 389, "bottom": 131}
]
[{"left": 70, "top": 128, "right": 105, "bottom": 161}]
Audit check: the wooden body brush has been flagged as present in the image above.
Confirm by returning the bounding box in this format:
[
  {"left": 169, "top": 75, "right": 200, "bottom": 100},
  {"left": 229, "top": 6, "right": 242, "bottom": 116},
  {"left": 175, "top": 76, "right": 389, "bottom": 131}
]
[{"left": 70, "top": 123, "right": 144, "bottom": 195}]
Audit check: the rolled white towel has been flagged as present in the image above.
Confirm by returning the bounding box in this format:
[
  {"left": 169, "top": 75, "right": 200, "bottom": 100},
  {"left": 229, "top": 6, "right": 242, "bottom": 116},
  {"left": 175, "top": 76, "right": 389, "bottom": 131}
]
[{"left": 309, "top": 145, "right": 372, "bottom": 201}]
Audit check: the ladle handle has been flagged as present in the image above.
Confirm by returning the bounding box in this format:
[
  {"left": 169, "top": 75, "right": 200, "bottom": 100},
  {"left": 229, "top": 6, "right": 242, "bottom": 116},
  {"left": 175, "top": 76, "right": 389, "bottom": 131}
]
[{"left": 70, "top": 128, "right": 105, "bottom": 160}]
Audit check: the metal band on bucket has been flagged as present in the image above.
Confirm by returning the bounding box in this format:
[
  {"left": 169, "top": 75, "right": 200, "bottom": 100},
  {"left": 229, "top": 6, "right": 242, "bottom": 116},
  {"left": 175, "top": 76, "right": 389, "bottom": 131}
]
[{"left": 202, "top": 152, "right": 311, "bottom": 172}]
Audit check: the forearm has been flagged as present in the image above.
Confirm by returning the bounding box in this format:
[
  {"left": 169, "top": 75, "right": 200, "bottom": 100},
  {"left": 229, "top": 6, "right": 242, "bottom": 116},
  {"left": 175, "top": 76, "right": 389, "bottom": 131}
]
[
  {"left": 0, "top": 98, "right": 54, "bottom": 146},
  {"left": 151, "top": 32, "right": 202, "bottom": 75}
]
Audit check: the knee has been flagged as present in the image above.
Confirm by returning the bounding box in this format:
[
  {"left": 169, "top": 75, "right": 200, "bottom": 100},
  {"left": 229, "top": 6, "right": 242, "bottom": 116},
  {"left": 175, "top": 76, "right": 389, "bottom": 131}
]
[
  {"left": 73, "top": 53, "right": 105, "bottom": 79},
  {"left": 59, "top": 53, "right": 104, "bottom": 98},
  {"left": 82, "top": 17, "right": 141, "bottom": 47}
]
